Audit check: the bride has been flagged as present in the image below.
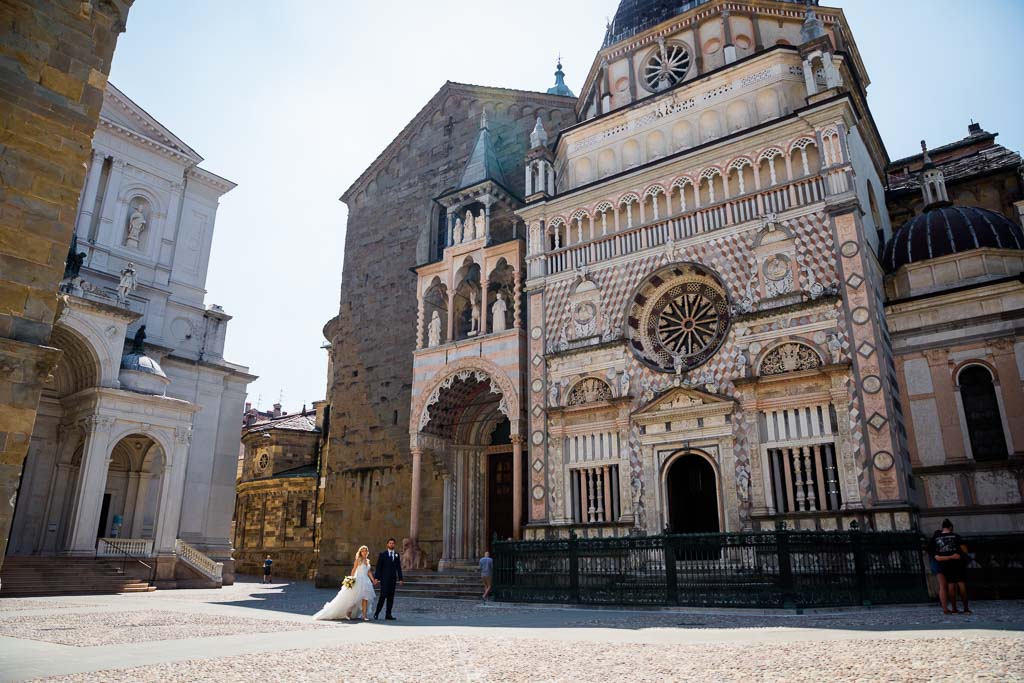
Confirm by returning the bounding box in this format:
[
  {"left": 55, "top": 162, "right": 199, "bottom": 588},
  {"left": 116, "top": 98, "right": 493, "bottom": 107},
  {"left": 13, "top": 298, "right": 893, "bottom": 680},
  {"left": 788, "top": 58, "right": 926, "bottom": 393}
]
[{"left": 313, "top": 545, "right": 378, "bottom": 621}]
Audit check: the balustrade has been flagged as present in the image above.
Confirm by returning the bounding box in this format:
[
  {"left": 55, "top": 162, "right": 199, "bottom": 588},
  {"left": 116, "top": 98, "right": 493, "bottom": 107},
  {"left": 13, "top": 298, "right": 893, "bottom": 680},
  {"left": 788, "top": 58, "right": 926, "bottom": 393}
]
[
  {"left": 96, "top": 537, "right": 153, "bottom": 557},
  {"left": 174, "top": 538, "right": 224, "bottom": 581},
  {"left": 540, "top": 175, "right": 827, "bottom": 275}
]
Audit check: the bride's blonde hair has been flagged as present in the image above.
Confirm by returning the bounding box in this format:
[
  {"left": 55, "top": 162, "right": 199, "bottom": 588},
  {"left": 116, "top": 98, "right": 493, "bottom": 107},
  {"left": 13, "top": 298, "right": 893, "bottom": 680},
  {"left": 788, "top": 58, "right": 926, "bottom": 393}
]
[{"left": 354, "top": 545, "right": 369, "bottom": 564}]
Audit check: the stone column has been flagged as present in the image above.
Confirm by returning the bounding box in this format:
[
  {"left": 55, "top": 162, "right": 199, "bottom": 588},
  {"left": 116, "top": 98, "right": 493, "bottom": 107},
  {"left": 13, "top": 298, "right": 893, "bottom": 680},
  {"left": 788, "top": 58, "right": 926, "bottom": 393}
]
[
  {"left": 525, "top": 162, "right": 533, "bottom": 196},
  {"left": 67, "top": 416, "right": 116, "bottom": 555},
  {"left": 75, "top": 150, "right": 105, "bottom": 239},
  {"left": 992, "top": 339, "right": 1024, "bottom": 454},
  {"left": 512, "top": 435, "right": 524, "bottom": 540},
  {"left": 154, "top": 431, "right": 191, "bottom": 554},
  {"left": 121, "top": 471, "right": 140, "bottom": 537},
  {"left": 130, "top": 473, "right": 152, "bottom": 537},
  {"left": 409, "top": 447, "right": 423, "bottom": 547},
  {"left": 96, "top": 158, "right": 126, "bottom": 247},
  {"left": 483, "top": 197, "right": 493, "bottom": 244},
  {"left": 547, "top": 163, "right": 555, "bottom": 196}
]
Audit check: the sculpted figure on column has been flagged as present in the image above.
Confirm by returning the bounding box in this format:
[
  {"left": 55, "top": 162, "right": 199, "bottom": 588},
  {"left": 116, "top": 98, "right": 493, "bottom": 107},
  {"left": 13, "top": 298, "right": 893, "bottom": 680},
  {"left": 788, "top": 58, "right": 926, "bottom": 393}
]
[
  {"left": 117, "top": 263, "right": 137, "bottom": 305},
  {"left": 491, "top": 291, "right": 507, "bottom": 333},
  {"left": 454, "top": 217, "right": 464, "bottom": 244},
  {"left": 464, "top": 210, "right": 476, "bottom": 243},
  {"left": 428, "top": 310, "right": 442, "bottom": 347},
  {"left": 469, "top": 290, "right": 480, "bottom": 335}
]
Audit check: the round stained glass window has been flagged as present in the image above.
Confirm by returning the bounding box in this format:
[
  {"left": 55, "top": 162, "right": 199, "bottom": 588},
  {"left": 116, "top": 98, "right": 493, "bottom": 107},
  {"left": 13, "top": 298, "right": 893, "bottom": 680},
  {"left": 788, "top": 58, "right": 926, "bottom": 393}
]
[
  {"left": 626, "top": 265, "right": 730, "bottom": 373},
  {"left": 258, "top": 452, "right": 269, "bottom": 469}
]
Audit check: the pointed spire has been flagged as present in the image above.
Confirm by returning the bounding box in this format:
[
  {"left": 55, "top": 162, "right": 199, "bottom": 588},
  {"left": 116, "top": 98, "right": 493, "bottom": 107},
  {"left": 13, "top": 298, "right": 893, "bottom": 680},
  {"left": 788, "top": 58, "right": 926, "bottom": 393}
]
[
  {"left": 530, "top": 116, "right": 548, "bottom": 149},
  {"left": 546, "top": 56, "right": 576, "bottom": 98},
  {"left": 458, "top": 107, "right": 508, "bottom": 190},
  {"left": 800, "top": 2, "right": 826, "bottom": 43}
]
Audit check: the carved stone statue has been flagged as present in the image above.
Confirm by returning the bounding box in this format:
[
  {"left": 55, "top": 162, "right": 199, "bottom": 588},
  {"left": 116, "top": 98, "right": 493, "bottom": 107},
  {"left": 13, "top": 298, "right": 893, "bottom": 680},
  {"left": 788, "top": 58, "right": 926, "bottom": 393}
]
[
  {"left": 131, "top": 324, "right": 146, "bottom": 353},
  {"left": 454, "top": 217, "right": 464, "bottom": 244},
  {"left": 673, "top": 355, "right": 684, "bottom": 376},
  {"left": 827, "top": 333, "right": 843, "bottom": 364},
  {"left": 468, "top": 290, "right": 480, "bottom": 335},
  {"left": 117, "top": 262, "right": 137, "bottom": 305},
  {"left": 126, "top": 205, "right": 147, "bottom": 247},
  {"left": 428, "top": 310, "right": 442, "bottom": 347},
  {"left": 464, "top": 210, "right": 476, "bottom": 243},
  {"left": 491, "top": 291, "right": 507, "bottom": 333},
  {"left": 548, "top": 381, "right": 560, "bottom": 408},
  {"left": 475, "top": 210, "right": 485, "bottom": 240},
  {"left": 619, "top": 371, "right": 630, "bottom": 397},
  {"left": 736, "top": 465, "right": 751, "bottom": 502}
]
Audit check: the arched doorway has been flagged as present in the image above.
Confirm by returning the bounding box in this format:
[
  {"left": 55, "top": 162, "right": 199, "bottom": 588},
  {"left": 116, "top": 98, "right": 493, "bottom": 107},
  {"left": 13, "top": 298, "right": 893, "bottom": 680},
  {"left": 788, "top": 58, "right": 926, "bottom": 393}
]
[
  {"left": 959, "top": 365, "right": 1009, "bottom": 461},
  {"left": 99, "top": 434, "right": 165, "bottom": 542},
  {"left": 665, "top": 452, "right": 719, "bottom": 533},
  {"left": 414, "top": 364, "right": 523, "bottom": 568}
]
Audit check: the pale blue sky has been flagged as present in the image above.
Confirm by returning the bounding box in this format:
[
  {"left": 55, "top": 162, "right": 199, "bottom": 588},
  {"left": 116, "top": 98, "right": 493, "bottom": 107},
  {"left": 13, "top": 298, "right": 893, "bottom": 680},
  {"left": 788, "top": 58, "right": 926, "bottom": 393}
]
[{"left": 107, "top": 1, "right": 1023, "bottom": 412}]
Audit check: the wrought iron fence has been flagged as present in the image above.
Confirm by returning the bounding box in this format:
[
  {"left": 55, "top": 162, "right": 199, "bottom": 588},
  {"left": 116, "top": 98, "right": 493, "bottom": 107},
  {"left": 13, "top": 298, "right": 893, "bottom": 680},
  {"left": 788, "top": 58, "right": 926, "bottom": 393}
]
[
  {"left": 493, "top": 529, "right": 928, "bottom": 608},
  {"left": 961, "top": 534, "right": 1024, "bottom": 600}
]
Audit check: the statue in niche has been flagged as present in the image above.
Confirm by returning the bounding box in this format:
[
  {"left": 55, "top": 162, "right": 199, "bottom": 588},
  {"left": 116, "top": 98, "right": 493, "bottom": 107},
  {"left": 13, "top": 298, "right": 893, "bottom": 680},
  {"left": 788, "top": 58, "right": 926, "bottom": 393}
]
[
  {"left": 131, "top": 324, "right": 147, "bottom": 353},
  {"left": 827, "top": 333, "right": 843, "bottom": 364},
  {"left": 464, "top": 210, "right": 476, "bottom": 243},
  {"left": 117, "top": 262, "right": 137, "bottom": 306},
  {"left": 491, "top": 291, "right": 507, "bottom": 333},
  {"left": 475, "top": 210, "right": 485, "bottom": 240},
  {"left": 548, "top": 381, "right": 560, "bottom": 408},
  {"left": 619, "top": 371, "right": 631, "bottom": 397},
  {"left": 428, "top": 310, "right": 442, "bottom": 347},
  {"left": 454, "top": 217, "right": 464, "bottom": 244},
  {"left": 125, "top": 204, "right": 147, "bottom": 247},
  {"left": 736, "top": 465, "right": 751, "bottom": 502},
  {"left": 468, "top": 290, "right": 480, "bottom": 336}
]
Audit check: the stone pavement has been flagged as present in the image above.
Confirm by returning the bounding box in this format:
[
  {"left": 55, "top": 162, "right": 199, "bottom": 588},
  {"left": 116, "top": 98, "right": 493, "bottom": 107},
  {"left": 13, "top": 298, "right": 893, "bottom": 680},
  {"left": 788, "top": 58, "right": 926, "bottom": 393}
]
[{"left": 1, "top": 577, "right": 1022, "bottom": 682}]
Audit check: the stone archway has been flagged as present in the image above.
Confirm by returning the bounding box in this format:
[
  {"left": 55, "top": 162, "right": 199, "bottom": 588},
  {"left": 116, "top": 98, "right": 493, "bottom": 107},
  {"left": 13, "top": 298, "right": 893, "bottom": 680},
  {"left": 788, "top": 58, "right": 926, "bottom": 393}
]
[{"left": 410, "top": 359, "right": 524, "bottom": 568}]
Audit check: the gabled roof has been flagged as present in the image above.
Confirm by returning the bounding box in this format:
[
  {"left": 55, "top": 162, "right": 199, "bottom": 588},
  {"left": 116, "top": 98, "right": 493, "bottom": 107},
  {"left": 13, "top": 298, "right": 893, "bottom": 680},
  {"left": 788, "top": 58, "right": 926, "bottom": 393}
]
[
  {"left": 886, "top": 127, "right": 1021, "bottom": 195},
  {"left": 339, "top": 81, "right": 577, "bottom": 203},
  {"left": 633, "top": 385, "right": 736, "bottom": 419},
  {"left": 101, "top": 84, "right": 203, "bottom": 164}
]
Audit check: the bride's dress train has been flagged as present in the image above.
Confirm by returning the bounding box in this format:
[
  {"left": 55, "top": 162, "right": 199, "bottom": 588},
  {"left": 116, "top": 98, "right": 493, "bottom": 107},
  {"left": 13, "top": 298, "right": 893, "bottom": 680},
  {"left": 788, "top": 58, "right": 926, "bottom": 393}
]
[{"left": 313, "top": 563, "right": 377, "bottom": 620}]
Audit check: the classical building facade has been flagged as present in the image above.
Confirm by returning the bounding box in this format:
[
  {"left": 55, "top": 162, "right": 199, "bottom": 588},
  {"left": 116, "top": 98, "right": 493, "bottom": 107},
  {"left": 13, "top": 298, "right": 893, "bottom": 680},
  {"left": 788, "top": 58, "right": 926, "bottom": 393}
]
[
  {"left": 234, "top": 404, "right": 323, "bottom": 579},
  {"left": 322, "top": 0, "right": 1023, "bottom": 578},
  {"left": 4, "top": 84, "right": 254, "bottom": 587}
]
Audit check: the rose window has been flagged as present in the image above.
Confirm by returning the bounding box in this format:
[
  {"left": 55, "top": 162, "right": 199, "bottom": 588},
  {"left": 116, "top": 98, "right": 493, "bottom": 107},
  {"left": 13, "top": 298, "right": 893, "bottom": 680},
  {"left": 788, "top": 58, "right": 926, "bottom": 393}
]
[
  {"left": 258, "top": 452, "right": 269, "bottom": 469},
  {"left": 642, "top": 41, "right": 691, "bottom": 92},
  {"left": 627, "top": 265, "right": 730, "bottom": 373}
]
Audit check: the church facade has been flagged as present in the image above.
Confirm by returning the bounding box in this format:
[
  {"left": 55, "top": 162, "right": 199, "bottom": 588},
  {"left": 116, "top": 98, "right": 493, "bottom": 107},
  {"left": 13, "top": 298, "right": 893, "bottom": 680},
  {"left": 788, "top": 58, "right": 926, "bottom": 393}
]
[
  {"left": 4, "top": 85, "right": 253, "bottom": 587},
  {"left": 320, "top": 0, "right": 1023, "bottom": 579}
]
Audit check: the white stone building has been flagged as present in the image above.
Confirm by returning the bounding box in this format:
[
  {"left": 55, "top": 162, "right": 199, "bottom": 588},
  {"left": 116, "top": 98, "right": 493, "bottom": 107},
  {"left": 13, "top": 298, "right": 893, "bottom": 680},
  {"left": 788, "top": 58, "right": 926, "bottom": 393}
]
[{"left": 5, "top": 84, "right": 254, "bottom": 587}]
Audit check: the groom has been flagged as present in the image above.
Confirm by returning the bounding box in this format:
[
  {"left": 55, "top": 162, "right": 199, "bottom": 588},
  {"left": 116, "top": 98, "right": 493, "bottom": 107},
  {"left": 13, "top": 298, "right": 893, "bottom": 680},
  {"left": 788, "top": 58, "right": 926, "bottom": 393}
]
[{"left": 373, "top": 537, "right": 403, "bottom": 620}]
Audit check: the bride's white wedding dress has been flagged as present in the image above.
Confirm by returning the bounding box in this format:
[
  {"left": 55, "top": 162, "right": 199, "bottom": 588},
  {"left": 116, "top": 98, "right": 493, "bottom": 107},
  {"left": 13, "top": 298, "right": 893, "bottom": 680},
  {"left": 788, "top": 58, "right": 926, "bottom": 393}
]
[{"left": 313, "top": 562, "right": 377, "bottom": 620}]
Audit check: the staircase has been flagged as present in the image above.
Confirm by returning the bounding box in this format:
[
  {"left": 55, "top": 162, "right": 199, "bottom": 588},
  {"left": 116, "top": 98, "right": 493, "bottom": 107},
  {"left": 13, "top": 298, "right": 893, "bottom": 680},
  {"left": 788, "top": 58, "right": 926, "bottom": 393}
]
[
  {"left": 397, "top": 570, "right": 484, "bottom": 601},
  {"left": 0, "top": 557, "right": 155, "bottom": 597}
]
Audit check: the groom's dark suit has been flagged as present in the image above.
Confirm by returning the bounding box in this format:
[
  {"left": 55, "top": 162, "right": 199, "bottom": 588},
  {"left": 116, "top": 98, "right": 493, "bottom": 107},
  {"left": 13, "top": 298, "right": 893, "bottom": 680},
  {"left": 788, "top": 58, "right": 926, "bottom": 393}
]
[{"left": 374, "top": 548, "right": 403, "bottom": 619}]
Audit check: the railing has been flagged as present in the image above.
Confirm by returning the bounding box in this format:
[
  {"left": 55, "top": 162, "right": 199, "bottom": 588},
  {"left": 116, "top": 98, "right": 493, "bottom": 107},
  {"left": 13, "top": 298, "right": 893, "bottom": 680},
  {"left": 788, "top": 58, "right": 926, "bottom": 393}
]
[
  {"left": 175, "top": 539, "right": 224, "bottom": 583},
  {"left": 493, "top": 528, "right": 927, "bottom": 608},
  {"left": 96, "top": 537, "right": 153, "bottom": 558},
  {"left": 96, "top": 538, "right": 154, "bottom": 585},
  {"left": 543, "top": 175, "right": 827, "bottom": 276}
]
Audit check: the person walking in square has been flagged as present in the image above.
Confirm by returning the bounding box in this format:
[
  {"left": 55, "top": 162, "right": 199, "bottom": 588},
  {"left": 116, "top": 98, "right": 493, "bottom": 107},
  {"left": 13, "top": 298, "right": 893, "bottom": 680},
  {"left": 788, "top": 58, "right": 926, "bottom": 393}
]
[
  {"left": 479, "top": 551, "right": 493, "bottom": 600},
  {"left": 262, "top": 555, "right": 273, "bottom": 584},
  {"left": 373, "top": 537, "right": 403, "bottom": 620}
]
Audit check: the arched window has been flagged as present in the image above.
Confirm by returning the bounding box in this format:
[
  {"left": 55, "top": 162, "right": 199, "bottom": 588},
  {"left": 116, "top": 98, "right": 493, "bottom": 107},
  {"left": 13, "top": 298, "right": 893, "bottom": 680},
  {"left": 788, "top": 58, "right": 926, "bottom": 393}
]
[{"left": 959, "top": 366, "right": 1008, "bottom": 461}]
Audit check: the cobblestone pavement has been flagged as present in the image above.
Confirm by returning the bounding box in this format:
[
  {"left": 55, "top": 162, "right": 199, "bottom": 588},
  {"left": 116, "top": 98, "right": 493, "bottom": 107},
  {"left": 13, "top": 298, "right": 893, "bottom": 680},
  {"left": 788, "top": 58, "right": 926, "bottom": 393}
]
[{"left": 0, "top": 577, "right": 1021, "bottom": 682}]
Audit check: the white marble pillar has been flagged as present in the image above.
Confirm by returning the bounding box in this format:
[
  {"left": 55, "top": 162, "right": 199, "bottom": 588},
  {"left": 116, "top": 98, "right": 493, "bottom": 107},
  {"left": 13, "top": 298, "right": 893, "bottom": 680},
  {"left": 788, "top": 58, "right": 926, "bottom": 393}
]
[
  {"left": 546, "top": 164, "right": 555, "bottom": 195},
  {"left": 95, "top": 158, "right": 126, "bottom": 247},
  {"left": 75, "top": 150, "right": 105, "bottom": 240},
  {"left": 130, "top": 473, "right": 153, "bottom": 537},
  {"left": 122, "top": 472, "right": 140, "bottom": 537},
  {"left": 525, "top": 162, "right": 533, "bottom": 196},
  {"left": 66, "top": 417, "right": 115, "bottom": 555},
  {"left": 512, "top": 436, "right": 523, "bottom": 540},
  {"left": 153, "top": 434, "right": 190, "bottom": 554}
]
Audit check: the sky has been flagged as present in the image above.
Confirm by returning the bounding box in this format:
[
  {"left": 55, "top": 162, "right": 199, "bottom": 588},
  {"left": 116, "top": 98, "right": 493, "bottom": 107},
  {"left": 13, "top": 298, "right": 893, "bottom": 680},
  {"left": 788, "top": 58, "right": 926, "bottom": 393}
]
[{"left": 106, "top": 0, "right": 1024, "bottom": 413}]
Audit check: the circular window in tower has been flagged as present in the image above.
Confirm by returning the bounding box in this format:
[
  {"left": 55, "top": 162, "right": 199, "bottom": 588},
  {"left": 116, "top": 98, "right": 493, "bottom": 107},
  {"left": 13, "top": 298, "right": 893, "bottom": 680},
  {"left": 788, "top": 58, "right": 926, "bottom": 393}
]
[
  {"left": 641, "top": 40, "right": 692, "bottom": 93},
  {"left": 626, "top": 264, "right": 730, "bottom": 373},
  {"left": 258, "top": 452, "right": 269, "bottom": 470}
]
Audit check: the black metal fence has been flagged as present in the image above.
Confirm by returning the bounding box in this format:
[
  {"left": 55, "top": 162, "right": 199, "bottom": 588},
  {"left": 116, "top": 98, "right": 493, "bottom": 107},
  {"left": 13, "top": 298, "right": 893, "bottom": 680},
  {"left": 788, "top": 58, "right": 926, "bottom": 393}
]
[
  {"left": 961, "top": 534, "right": 1024, "bottom": 600},
  {"left": 493, "top": 530, "right": 928, "bottom": 608}
]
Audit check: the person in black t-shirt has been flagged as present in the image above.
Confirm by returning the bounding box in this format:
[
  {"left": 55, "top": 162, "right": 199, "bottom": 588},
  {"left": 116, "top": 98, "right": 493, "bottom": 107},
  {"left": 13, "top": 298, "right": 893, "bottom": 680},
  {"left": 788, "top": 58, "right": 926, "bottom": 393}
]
[{"left": 928, "top": 519, "right": 971, "bottom": 614}]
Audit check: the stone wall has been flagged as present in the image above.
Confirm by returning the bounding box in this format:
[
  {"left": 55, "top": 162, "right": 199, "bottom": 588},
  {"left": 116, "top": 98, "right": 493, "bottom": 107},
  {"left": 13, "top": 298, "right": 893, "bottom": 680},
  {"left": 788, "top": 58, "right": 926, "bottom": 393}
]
[
  {"left": 318, "top": 85, "right": 576, "bottom": 584},
  {"left": 234, "top": 476, "right": 317, "bottom": 579},
  {"left": 0, "top": 0, "right": 132, "bottom": 566}
]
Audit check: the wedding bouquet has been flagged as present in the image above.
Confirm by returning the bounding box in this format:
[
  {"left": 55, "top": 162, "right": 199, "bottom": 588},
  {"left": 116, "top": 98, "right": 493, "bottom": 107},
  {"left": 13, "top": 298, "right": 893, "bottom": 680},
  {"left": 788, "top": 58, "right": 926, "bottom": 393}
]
[{"left": 342, "top": 576, "right": 356, "bottom": 589}]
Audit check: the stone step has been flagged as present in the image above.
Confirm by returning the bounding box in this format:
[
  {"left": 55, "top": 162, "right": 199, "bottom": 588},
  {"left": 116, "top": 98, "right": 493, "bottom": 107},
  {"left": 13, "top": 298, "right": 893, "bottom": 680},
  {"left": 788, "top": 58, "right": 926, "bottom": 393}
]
[{"left": 0, "top": 557, "right": 155, "bottom": 597}]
